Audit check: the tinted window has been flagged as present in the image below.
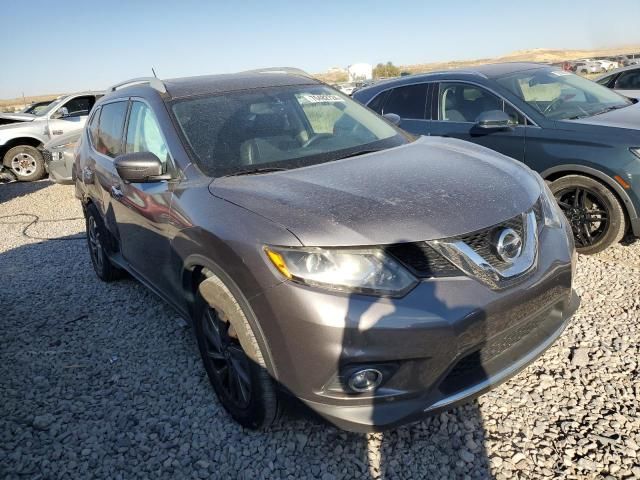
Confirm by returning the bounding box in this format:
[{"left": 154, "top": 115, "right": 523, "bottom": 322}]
[
  {"left": 615, "top": 70, "right": 640, "bottom": 89},
  {"left": 367, "top": 90, "right": 390, "bottom": 114},
  {"left": 96, "top": 101, "right": 128, "bottom": 158},
  {"left": 438, "top": 83, "right": 503, "bottom": 122},
  {"left": 383, "top": 84, "right": 428, "bottom": 119},
  {"left": 596, "top": 74, "right": 614, "bottom": 86},
  {"left": 87, "top": 107, "right": 101, "bottom": 147},
  {"left": 171, "top": 84, "right": 406, "bottom": 177},
  {"left": 61, "top": 95, "right": 96, "bottom": 118},
  {"left": 125, "top": 102, "right": 169, "bottom": 164}
]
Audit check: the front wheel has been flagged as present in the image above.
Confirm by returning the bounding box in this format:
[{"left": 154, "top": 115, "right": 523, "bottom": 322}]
[
  {"left": 4, "top": 145, "right": 46, "bottom": 182},
  {"left": 550, "top": 175, "right": 626, "bottom": 254},
  {"left": 194, "top": 274, "right": 279, "bottom": 429}
]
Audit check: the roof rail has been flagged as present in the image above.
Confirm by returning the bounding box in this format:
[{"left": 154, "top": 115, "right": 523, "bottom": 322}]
[
  {"left": 108, "top": 77, "right": 167, "bottom": 94},
  {"left": 239, "top": 67, "right": 313, "bottom": 79}
]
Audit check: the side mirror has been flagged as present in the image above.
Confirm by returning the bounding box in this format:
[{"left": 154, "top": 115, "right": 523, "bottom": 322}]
[
  {"left": 52, "top": 107, "right": 69, "bottom": 119},
  {"left": 114, "top": 152, "right": 170, "bottom": 183},
  {"left": 383, "top": 113, "right": 401, "bottom": 126},
  {"left": 475, "top": 110, "right": 513, "bottom": 130}
]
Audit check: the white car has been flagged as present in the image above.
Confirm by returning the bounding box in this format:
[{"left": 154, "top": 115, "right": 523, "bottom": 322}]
[
  {"left": 575, "top": 60, "right": 608, "bottom": 74},
  {"left": 595, "top": 65, "right": 640, "bottom": 99},
  {"left": 596, "top": 59, "right": 619, "bottom": 71}
]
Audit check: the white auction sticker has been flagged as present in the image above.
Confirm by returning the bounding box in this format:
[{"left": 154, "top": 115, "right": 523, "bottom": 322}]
[{"left": 299, "top": 94, "right": 345, "bottom": 104}]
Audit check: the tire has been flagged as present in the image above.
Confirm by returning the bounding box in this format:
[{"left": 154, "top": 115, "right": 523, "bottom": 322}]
[
  {"left": 84, "top": 203, "right": 125, "bottom": 281},
  {"left": 194, "top": 273, "right": 278, "bottom": 429},
  {"left": 4, "top": 145, "right": 46, "bottom": 182},
  {"left": 550, "top": 175, "right": 626, "bottom": 255}
]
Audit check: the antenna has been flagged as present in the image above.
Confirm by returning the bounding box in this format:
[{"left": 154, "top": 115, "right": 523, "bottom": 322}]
[{"left": 152, "top": 67, "right": 158, "bottom": 78}]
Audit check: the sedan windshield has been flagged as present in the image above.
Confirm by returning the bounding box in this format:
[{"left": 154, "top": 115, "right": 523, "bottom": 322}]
[
  {"left": 496, "top": 69, "right": 632, "bottom": 120},
  {"left": 171, "top": 84, "right": 407, "bottom": 177}
]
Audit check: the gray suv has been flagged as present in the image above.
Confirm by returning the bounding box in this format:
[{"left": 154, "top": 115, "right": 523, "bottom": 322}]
[
  {"left": 74, "top": 71, "right": 579, "bottom": 431},
  {"left": 0, "top": 92, "right": 102, "bottom": 181}
]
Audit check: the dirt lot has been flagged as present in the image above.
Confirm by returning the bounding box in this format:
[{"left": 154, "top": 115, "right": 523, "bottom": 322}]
[{"left": 1, "top": 181, "right": 639, "bottom": 479}]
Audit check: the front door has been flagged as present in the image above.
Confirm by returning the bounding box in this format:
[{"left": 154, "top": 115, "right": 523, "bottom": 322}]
[
  {"left": 430, "top": 82, "right": 526, "bottom": 162},
  {"left": 109, "top": 100, "right": 178, "bottom": 296}
]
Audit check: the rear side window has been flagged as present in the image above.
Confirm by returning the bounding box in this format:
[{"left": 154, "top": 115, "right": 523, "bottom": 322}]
[
  {"left": 96, "top": 101, "right": 128, "bottom": 158},
  {"left": 615, "top": 70, "right": 640, "bottom": 90},
  {"left": 383, "top": 84, "right": 428, "bottom": 119},
  {"left": 87, "top": 107, "right": 101, "bottom": 147},
  {"left": 60, "top": 95, "right": 96, "bottom": 118}
]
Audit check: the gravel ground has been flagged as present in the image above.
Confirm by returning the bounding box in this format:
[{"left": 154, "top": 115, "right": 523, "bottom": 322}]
[{"left": 1, "top": 180, "right": 639, "bottom": 479}]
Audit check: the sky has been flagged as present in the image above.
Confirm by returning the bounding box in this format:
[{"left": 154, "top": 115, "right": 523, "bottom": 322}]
[{"left": 1, "top": 0, "right": 639, "bottom": 99}]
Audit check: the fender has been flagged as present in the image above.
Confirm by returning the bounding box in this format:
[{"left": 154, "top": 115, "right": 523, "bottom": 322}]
[
  {"left": 541, "top": 164, "right": 639, "bottom": 230},
  {"left": 0, "top": 134, "right": 48, "bottom": 165}
]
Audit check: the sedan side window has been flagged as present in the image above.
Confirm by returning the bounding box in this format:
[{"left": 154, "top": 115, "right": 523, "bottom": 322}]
[
  {"left": 438, "top": 83, "right": 524, "bottom": 125},
  {"left": 383, "top": 84, "right": 428, "bottom": 119},
  {"left": 125, "top": 101, "right": 170, "bottom": 164},
  {"left": 96, "top": 101, "right": 128, "bottom": 158},
  {"left": 615, "top": 70, "right": 640, "bottom": 90}
]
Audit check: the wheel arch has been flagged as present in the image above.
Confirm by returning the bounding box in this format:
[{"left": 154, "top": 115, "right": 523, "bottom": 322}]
[
  {"left": 181, "top": 254, "right": 278, "bottom": 380},
  {"left": 1, "top": 137, "right": 45, "bottom": 166},
  {"left": 541, "top": 164, "right": 638, "bottom": 230}
]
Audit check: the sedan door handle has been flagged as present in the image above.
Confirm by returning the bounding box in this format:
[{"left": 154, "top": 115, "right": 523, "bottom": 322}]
[{"left": 110, "top": 185, "right": 123, "bottom": 199}]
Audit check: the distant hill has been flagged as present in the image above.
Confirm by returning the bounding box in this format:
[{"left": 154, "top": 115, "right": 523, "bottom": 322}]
[
  {"left": 0, "top": 94, "right": 61, "bottom": 113},
  {"left": 315, "top": 45, "right": 640, "bottom": 82}
]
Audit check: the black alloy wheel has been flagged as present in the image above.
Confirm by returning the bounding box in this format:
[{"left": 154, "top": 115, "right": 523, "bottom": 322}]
[
  {"left": 200, "top": 307, "right": 252, "bottom": 409},
  {"left": 550, "top": 175, "right": 626, "bottom": 255}
]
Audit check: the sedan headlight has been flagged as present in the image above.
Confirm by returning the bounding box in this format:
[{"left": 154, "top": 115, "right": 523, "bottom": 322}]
[
  {"left": 264, "top": 247, "right": 417, "bottom": 296},
  {"left": 536, "top": 175, "right": 563, "bottom": 229}
]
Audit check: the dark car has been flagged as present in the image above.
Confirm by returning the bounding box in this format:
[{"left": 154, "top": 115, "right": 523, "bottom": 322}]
[
  {"left": 74, "top": 71, "right": 578, "bottom": 432},
  {"left": 353, "top": 63, "right": 640, "bottom": 254}
]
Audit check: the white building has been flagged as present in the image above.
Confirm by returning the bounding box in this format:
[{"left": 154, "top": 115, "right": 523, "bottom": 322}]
[{"left": 347, "top": 63, "right": 373, "bottom": 82}]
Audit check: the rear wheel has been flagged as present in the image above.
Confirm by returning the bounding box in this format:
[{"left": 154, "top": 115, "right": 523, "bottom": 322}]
[
  {"left": 550, "top": 175, "right": 626, "bottom": 254},
  {"left": 4, "top": 145, "right": 46, "bottom": 182},
  {"left": 194, "top": 274, "right": 278, "bottom": 429}
]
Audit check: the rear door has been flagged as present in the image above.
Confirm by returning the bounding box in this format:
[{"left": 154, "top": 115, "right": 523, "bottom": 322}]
[
  {"left": 371, "top": 83, "right": 432, "bottom": 135},
  {"left": 109, "top": 99, "right": 178, "bottom": 296},
  {"left": 430, "top": 82, "right": 526, "bottom": 161},
  {"left": 88, "top": 100, "right": 130, "bottom": 238},
  {"left": 47, "top": 95, "right": 99, "bottom": 140}
]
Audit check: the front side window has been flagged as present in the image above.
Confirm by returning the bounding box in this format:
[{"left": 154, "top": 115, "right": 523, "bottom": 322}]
[
  {"left": 496, "top": 68, "right": 631, "bottom": 120},
  {"left": 59, "top": 96, "right": 96, "bottom": 118},
  {"left": 383, "top": 84, "right": 428, "bottom": 119},
  {"left": 171, "top": 85, "right": 407, "bottom": 177},
  {"left": 125, "top": 101, "right": 170, "bottom": 164},
  {"left": 438, "top": 83, "right": 504, "bottom": 123},
  {"left": 96, "top": 101, "right": 128, "bottom": 158},
  {"left": 366, "top": 90, "right": 390, "bottom": 114},
  {"left": 615, "top": 70, "right": 640, "bottom": 90}
]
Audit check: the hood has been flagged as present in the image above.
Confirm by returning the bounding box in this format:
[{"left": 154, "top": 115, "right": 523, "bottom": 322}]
[
  {"left": 564, "top": 102, "right": 640, "bottom": 131},
  {"left": 209, "top": 137, "right": 541, "bottom": 246},
  {"left": 0, "top": 112, "right": 36, "bottom": 125}
]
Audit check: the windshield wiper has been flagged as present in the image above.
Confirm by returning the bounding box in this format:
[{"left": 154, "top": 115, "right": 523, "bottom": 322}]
[
  {"left": 336, "top": 149, "right": 382, "bottom": 160},
  {"left": 591, "top": 105, "right": 628, "bottom": 117},
  {"left": 221, "top": 167, "right": 288, "bottom": 177}
]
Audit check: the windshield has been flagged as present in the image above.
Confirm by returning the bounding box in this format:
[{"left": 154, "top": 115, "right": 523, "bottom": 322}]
[
  {"left": 171, "top": 84, "right": 407, "bottom": 177},
  {"left": 496, "top": 68, "right": 631, "bottom": 120},
  {"left": 35, "top": 97, "right": 66, "bottom": 117}
]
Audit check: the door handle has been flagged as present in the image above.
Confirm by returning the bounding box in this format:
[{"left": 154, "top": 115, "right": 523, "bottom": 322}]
[{"left": 110, "top": 185, "right": 123, "bottom": 199}]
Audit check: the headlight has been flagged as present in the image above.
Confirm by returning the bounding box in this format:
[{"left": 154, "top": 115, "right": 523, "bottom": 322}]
[
  {"left": 536, "top": 175, "right": 563, "bottom": 229},
  {"left": 264, "top": 247, "right": 417, "bottom": 296}
]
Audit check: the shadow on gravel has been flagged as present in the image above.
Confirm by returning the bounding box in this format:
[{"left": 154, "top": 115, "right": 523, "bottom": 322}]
[
  {"left": 0, "top": 232, "right": 492, "bottom": 479},
  {"left": 0, "top": 179, "right": 52, "bottom": 204}
]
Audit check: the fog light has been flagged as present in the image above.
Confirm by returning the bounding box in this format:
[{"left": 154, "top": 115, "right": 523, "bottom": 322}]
[{"left": 348, "top": 368, "right": 383, "bottom": 393}]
